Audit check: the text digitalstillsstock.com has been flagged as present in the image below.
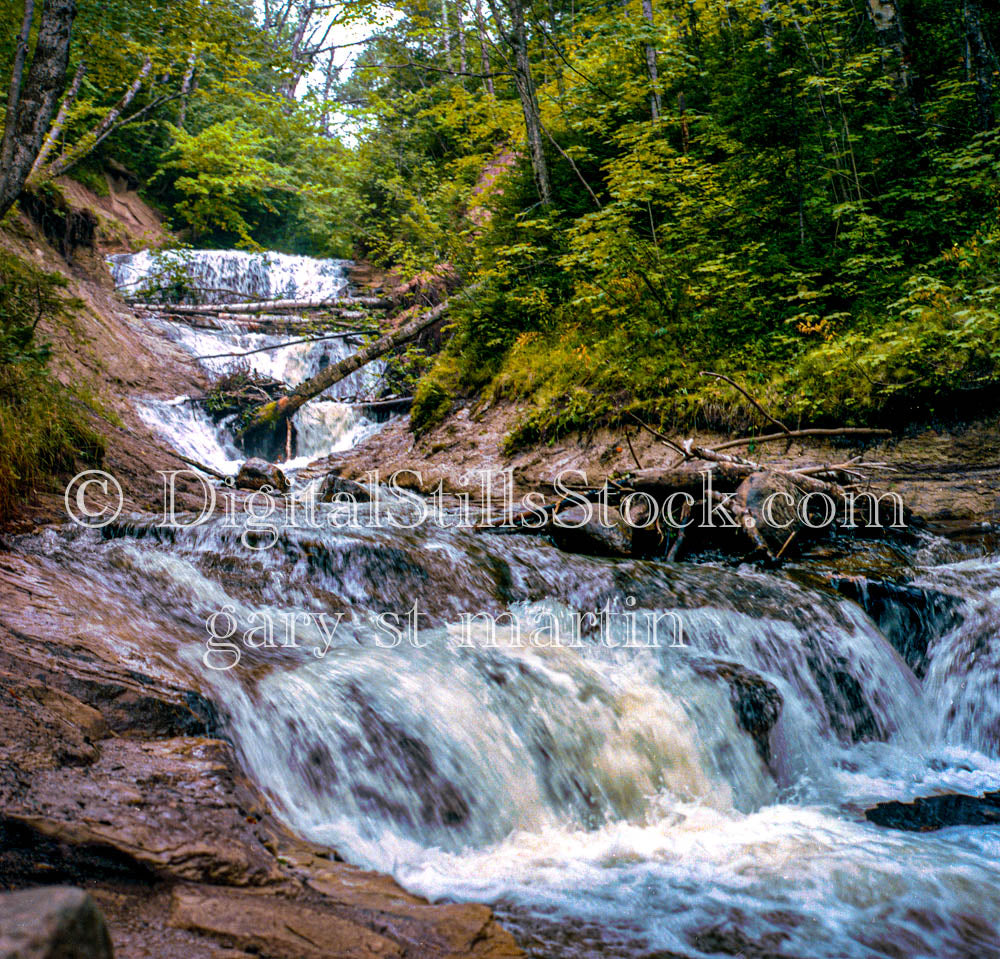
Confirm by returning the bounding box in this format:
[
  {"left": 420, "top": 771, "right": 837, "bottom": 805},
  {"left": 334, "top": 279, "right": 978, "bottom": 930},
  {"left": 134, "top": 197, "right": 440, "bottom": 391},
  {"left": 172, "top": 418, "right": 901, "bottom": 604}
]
[
  {"left": 63, "top": 467, "right": 906, "bottom": 671},
  {"left": 64, "top": 467, "right": 907, "bottom": 548}
]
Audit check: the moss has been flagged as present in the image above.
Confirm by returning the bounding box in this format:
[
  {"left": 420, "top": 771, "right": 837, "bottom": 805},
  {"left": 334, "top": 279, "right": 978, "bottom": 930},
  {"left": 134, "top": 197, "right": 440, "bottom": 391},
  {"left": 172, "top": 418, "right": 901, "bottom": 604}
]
[{"left": 410, "top": 354, "right": 464, "bottom": 432}]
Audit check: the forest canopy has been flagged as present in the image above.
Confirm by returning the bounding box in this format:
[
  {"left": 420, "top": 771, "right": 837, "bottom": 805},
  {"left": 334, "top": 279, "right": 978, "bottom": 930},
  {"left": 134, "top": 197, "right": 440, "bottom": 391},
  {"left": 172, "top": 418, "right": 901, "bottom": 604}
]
[{"left": 3, "top": 0, "right": 1000, "bottom": 438}]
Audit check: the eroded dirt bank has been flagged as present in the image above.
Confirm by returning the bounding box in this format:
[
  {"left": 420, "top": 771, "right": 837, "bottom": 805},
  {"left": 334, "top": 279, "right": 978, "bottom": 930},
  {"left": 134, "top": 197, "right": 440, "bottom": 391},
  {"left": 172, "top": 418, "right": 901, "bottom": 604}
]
[{"left": 329, "top": 401, "right": 1000, "bottom": 533}]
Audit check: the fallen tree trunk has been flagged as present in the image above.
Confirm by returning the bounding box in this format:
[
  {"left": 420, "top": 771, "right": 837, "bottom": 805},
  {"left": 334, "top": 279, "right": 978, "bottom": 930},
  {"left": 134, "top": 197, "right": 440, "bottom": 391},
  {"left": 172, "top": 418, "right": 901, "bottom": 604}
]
[
  {"left": 710, "top": 427, "right": 891, "bottom": 453},
  {"left": 130, "top": 296, "right": 389, "bottom": 314},
  {"left": 241, "top": 289, "right": 472, "bottom": 439}
]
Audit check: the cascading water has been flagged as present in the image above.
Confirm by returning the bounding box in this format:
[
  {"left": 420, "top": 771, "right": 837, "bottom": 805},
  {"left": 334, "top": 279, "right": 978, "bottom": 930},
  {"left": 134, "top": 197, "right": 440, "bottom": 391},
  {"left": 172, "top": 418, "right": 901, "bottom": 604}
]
[
  {"left": 12, "top": 515, "right": 1000, "bottom": 957},
  {"left": 107, "top": 248, "right": 352, "bottom": 304},
  {"left": 25, "top": 251, "right": 1000, "bottom": 956},
  {"left": 113, "top": 249, "right": 382, "bottom": 473}
]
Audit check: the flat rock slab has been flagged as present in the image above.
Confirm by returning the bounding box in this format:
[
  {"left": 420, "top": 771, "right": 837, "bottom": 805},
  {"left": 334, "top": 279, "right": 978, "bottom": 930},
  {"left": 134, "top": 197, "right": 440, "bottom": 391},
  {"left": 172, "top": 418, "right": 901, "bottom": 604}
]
[
  {"left": 2, "top": 737, "right": 281, "bottom": 886},
  {"left": 0, "top": 886, "right": 112, "bottom": 959},
  {"left": 307, "top": 871, "right": 523, "bottom": 958},
  {"left": 170, "top": 885, "right": 403, "bottom": 959}
]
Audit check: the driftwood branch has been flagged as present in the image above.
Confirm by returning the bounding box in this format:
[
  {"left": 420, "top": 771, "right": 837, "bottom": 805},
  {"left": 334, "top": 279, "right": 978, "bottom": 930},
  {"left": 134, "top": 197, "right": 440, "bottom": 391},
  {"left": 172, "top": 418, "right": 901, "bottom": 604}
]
[
  {"left": 709, "top": 427, "right": 891, "bottom": 453},
  {"left": 193, "top": 329, "right": 375, "bottom": 361}
]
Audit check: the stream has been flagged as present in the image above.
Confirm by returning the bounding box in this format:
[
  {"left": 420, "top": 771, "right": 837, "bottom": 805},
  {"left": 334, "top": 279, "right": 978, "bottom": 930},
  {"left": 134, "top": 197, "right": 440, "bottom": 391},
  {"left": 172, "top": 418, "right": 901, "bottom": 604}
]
[{"left": 16, "top": 250, "right": 1000, "bottom": 957}]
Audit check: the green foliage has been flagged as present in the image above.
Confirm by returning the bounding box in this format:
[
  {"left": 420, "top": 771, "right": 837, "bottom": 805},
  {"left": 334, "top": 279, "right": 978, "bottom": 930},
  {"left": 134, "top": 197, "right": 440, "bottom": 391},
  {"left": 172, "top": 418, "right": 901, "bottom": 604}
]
[
  {"left": 342, "top": 0, "right": 1000, "bottom": 442},
  {"left": 160, "top": 120, "right": 292, "bottom": 247},
  {"left": 0, "top": 250, "right": 103, "bottom": 521}
]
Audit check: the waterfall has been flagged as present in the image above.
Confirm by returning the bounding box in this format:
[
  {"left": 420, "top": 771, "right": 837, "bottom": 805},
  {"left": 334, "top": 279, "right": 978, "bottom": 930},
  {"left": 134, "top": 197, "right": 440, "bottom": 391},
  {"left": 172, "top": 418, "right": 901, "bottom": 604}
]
[
  {"left": 113, "top": 249, "right": 382, "bottom": 472},
  {"left": 16, "top": 514, "right": 1000, "bottom": 958},
  {"left": 135, "top": 396, "right": 243, "bottom": 475},
  {"left": 107, "top": 248, "right": 351, "bottom": 304}
]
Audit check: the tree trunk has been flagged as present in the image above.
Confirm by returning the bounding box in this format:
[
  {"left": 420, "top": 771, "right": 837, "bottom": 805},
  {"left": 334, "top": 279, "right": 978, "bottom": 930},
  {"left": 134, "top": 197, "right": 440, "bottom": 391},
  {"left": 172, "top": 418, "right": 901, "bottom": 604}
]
[
  {"left": 476, "top": 0, "right": 495, "bottom": 96},
  {"left": 866, "top": 0, "right": 911, "bottom": 93},
  {"left": 442, "top": 0, "right": 452, "bottom": 64},
  {"left": 132, "top": 295, "right": 388, "bottom": 313},
  {"left": 640, "top": 0, "right": 661, "bottom": 121},
  {"left": 963, "top": 0, "right": 997, "bottom": 131},
  {"left": 176, "top": 49, "right": 197, "bottom": 130},
  {"left": 760, "top": 0, "right": 775, "bottom": 59},
  {"left": 30, "top": 58, "right": 84, "bottom": 176},
  {"left": 489, "top": 0, "right": 552, "bottom": 205},
  {"left": 457, "top": 0, "right": 468, "bottom": 74},
  {"left": 0, "top": 0, "right": 76, "bottom": 220},
  {"left": 44, "top": 55, "right": 151, "bottom": 179},
  {"left": 2, "top": 0, "right": 37, "bottom": 170},
  {"left": 241, "top": 290, "right": 475, "bottom": 435}
]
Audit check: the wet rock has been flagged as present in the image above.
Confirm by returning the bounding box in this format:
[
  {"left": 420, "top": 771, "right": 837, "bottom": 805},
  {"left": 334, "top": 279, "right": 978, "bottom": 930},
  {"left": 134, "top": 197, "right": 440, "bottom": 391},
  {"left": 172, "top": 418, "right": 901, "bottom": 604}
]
[
  {"left": 318, "top": 470, "right": 372, "bottom": 503},
  {"left": 689, "top": 919, "right": 799, "bottom": 959},
  {"left": 690, "top": 660, "right": 783, "bottom": 765},
  {"left": 866, "top": 790, "right": 1000, "bottom": 831},
  {"left": 1, "top": 737, "right": 282, "bottom": 886},
  {"left": 342, "top": 685, "right": 471, "bottom": 831},
  {"left": 829, "top": 576, "right": 964, "bottom": 678},
  {"left": 549, "top": 505, "right": 635, "bottom": 558},
  {"left": 812, "top": 665, "right": 882, "bottom": 743},
  {"left": 0, "top": 886, "right": 112, "bottom": 959},
  {"left": 0, "top": 671, "right": 107, "bottom": 771},
  {"left": 304, "top": 861, "right": 524, "bottom": 958},
  {"left": 60, "top": 678, "right": 219, "bottom": 740},
  {"left": 235, "top": 458, "right": 288, "bottom": 493}
]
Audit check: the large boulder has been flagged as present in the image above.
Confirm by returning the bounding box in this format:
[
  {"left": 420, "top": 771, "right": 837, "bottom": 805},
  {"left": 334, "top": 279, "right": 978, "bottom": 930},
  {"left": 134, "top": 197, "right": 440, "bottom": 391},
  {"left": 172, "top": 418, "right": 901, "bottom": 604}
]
[
  {"left": 235, "top": 458, "right": 288, "bottom": 494},
  {"left": 0, "top": 886, "right": 113, "bottom": 959}
]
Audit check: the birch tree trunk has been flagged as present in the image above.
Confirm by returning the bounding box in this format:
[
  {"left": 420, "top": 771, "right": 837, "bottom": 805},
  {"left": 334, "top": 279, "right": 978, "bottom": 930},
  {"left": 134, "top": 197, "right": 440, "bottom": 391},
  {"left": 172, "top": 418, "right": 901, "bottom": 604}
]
[
  {"left": 866, "top": 0, "right": 911, "bottom": 93},
  {"left": 44, "top": 55, "right": 151, "bottom": 178},
  {"left": 640, "top": 0, "right": 661, "bottom": 121},
  {"left": 489, "top": 0, "right": 552, "bottom": 205},
  {"left": 476, "top": 0, "right": 495, "bottom": 96},
  {"left": 0, "top": 0, "right": 77, "bottom": 219},
  {"left": 30, "top": 59, "right": 84, "bottom": 176},
  {"left": 457, "top": 0, "right": 468, "bottom": 74},
  {"left": 963, "top": 0, "right": 997, "bottom": 131},
  {"left": 442, "top": 0, "right": 452, "bottom": 65},
  {"left": 241, "top": 292, "right": 472, "bottom": 435},
  {"left": 176, "top": 49, "right": 197, "bottom": 130}
]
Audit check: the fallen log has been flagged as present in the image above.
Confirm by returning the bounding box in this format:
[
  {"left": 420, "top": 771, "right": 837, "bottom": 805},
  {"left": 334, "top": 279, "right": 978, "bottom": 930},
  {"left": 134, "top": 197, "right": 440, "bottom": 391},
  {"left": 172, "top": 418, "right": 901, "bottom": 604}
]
[
  {"left": 709, "top": 427, "right": 891, "bottom": 453},
  {"left": 240, "top": 287, "right": 476, "bottom": 440},
  {"left": 129, "top": 296, "right": 389, "bottom": 314}
]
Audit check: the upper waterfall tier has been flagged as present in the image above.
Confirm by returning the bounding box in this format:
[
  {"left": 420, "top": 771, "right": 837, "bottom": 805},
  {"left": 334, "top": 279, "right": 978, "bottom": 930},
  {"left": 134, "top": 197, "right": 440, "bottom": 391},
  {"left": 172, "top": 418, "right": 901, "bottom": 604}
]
[{"left": 107, "top": 249, "right": 352, "bottom": 305}]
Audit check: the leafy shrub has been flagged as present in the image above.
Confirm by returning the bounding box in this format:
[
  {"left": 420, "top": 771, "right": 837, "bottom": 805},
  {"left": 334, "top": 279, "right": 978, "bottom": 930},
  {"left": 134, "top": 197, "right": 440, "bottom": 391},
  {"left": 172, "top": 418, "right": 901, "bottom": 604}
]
[{"left": 0, "top": 250, "right": 104, "bottom": 520}]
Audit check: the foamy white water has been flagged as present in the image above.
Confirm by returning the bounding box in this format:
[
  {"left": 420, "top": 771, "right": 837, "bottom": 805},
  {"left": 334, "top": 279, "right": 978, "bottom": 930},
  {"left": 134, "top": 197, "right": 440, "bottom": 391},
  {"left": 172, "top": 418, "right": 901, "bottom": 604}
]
[
  {"left": 108, "top": 248, "right": 351, "bottom": 304},
  {"left": 113, "top": 249, "right": 383, "bottom": 474}
]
